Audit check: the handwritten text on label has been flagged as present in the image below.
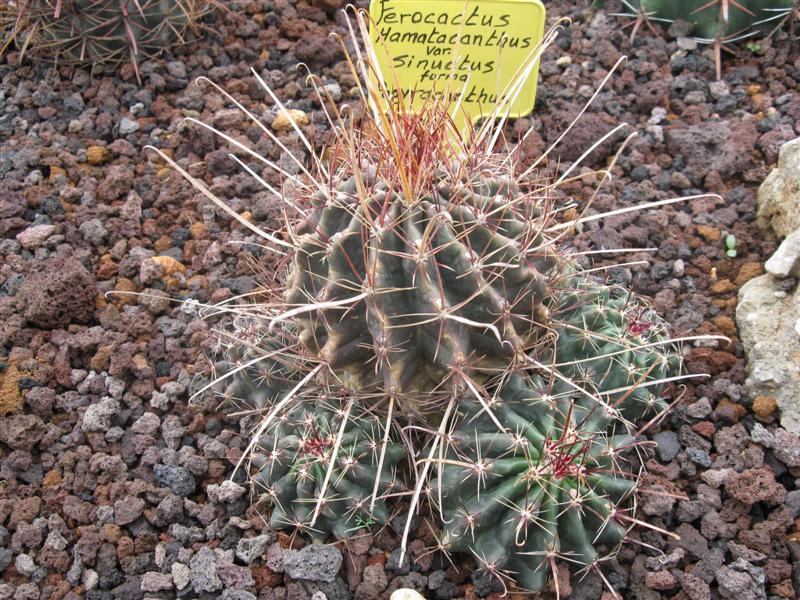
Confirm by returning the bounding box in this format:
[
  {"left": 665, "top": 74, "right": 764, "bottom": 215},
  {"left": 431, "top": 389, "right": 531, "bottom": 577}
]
[{"left": 369, "top": 0, "right": 546, "bottom": 128}]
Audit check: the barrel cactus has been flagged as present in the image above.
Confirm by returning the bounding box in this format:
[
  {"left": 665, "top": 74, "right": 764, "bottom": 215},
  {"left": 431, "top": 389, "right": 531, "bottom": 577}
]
[
  {"left": 249, "top": 394, "right": 406, "bottom": 541},
  {"left": 286, "top": 172, "right": 562, "bottom": 406},
  {"left": 3, "top": 0, "right": 213, "bottom": 81},
  {"left": 159, "top": 9, "right": 695, "bottom": 595},
  {"left": 433, "top": 374, "right": 639, "bottom": 592},
  {"left": 212, "top": 320, "right": 405, "bottom": 540},
  {"left": 549, "top": 277, "right": 682, "bottom": 422},
  {"left": 598, "top": 0, "right": 795, "bottom": 77},
  {"left": 212, "top": 318, "right": 303, "bottom": 413}
]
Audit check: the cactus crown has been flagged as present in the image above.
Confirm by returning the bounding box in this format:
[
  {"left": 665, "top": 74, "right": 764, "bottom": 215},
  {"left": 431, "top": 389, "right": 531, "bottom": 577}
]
[{"left": 549, "top": 277, "right": 682, "bottom": 422}]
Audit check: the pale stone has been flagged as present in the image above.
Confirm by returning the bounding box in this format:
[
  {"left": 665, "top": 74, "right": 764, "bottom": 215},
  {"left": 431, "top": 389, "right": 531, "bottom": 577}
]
[
  {"left": 87, "top": 146, "right": 109, "bottom": 165},
  {"left": 119, "top": 116, "right": 140, "bottom": 135},
  {"left": 16, "top": 224, "right": 55, "bottom": 248},
  {"left": 737, "top": 246, "right": 800, "bottom": 434},
  {"left": 390, "top": 589, "right": 426, "bottom": 600},
  {"left": 151, "top": 255, "right": 186, "bottom": 276},
  {"left": 171, "top": 562, "right": 191, "bottom": 590},
  {"left": 271, "top": 108, "right": 309, "bottom": 131},
  {"left": 757, "top": 136, "right": 800, "bottom": 239},
  {"left": 765, "top": 228, "right": 800, "bottom": 279}
]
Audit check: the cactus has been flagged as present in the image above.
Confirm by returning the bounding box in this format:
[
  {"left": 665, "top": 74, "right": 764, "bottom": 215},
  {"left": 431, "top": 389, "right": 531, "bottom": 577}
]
[
  {"left": 212, "top": 320, "right": 406, "bottom": 540},
  {"left": 212, "top": 318, "right": 303, "bottom": 414},
  {"left": 433, "top": 374, "right": 639, "bottom": 593},
  {"left": 249, "top": 393, "right": 406, "bottom": 541},
  {"left": 2, "top": 0, "right": 214, "bottom": 82},
  {"left": 155, "top": 9, "right": 702, "bottom": 595},
  {"left": 599, "top": 0, "right": 794, "bottom": 77},
  {"left": 640, "top": 0, "right": 793, "bottom": 40},
  {"left": 285, "top": 173, "right": 562, "bottom": 404},
  {"left": 549, "top": 277, "right": 682, "bottom": 422}
]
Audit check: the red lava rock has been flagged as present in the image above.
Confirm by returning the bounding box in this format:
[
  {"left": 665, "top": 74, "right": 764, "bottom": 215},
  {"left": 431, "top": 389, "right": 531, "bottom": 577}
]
[
  {"left": 764, "top": 558, "right": 792, "bottom": 584},
  {"left": 252, "top": 565, "right": 282, "bottom": 589},
  {"left": 676, "top": 523, "right": 709, "bottom": 559},
  {"left": 735, "top": 262, "right": 764, "bottom": 286},
  {"left": 711, "top": 279, "right": 736, "bottom": 295},
  {"left": 312, "top": 0, "right": 346, "bottom": 11},
  {"left": 74, "top": 526, "right": 103, "bottom": 564},
  {"left": 16, "top": 223, "right": 56, "bottom": 249},
  {"left": 758, "top": 123, "right": 796, "bottom": 164},
  {"left": 24, "top": 385, "right": 54, "bottom": 417},
  {"left": 692, "top": 421, "right": 716, "bottom": 438},
  {"left": 38, "top": 545, "right": 71, "bottom": 571},
  {"left": 345, "top": 552, "right": 366, "bottom": 590},
  {"left": 646, "top": 570, "right": 678, "bottom": 591},
  {"left": 665, "top": 120, "right": 758, "bottom": 178},
  {"left": 20, "top": 257, "right": 97, "bottom": 329},
  {"left": 713, "top": 399, "right": 748, "bottom": 423},
  {"left": 725, "top": 468, "right": 785, "bottom": 505},
  {"left": 714, "top": 424, "right": 749, "bottom": 454},
  {"left": 8, "top": 496, "right": 42, "bottom": 528},
  {"left": 0, "top": 413, "right": 46, "bottom": 450},
  {"left": 752, "top": 395, "right": 778, "bottom": 421},
  {"left": 294, "top": 33, "right": 342, "bottom": 67},
  {"left": 279, "top": 18, "right": 341, "bottom": 66},
  {"left": 688, "top": 348, "right": 739, "bottom": 375},
  {"left": 771, "top": 580, "right": 795, "bottom": 598},
  {"left": 541, "top": 110, "right": 619, "bottom": 163},
  {"left": 680, "top": 572, "right": 711, "bottom": 600},
  {"left": 61, "top": 495, "right": 97, "bottom": 524},
  {"left": 11, "top": 521, "right": 43, "bottom": 550},
  {"left": 97, "top": 165, "right": 134, "bottom": 201},
  {"left": 217, "top": 560, "right": 255, "bottom": 589},
  {"left": 548, "top": 563, "right": 573, "bottom": 597}
]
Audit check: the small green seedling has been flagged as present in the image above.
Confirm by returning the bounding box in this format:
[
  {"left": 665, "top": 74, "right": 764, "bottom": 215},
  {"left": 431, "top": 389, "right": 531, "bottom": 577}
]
[
  {"left": 346, "top": 515, "right": 377, "bottom": 534},
  {"left": 745, "top": 41, "right": 764, "bottom": 54},
  {"left": 725, "top": 234, "right": 737, "bottom": 258}
]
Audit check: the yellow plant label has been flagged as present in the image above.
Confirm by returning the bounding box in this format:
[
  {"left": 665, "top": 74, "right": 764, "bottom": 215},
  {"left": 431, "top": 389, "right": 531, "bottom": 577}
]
[{"left": 369, "top": 0, "right": 546, "bottom": 130}]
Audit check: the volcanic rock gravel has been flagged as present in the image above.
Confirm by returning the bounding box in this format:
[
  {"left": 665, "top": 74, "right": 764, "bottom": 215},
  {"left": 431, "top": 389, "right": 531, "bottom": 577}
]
[{"left": 0, "top": 0, "right": 799, "bottom": 598}]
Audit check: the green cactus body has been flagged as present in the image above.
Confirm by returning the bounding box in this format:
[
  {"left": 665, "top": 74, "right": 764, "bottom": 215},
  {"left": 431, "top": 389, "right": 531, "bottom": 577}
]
[
  {"left": 250, "top": 398, "right": 406, "bottom": 541},
  {"left": 213, "top": 323, "right": 302, "bottom": 412},
  {"left": 612, "top": 0, "right": 794, "bottom": 40},
  {"left": 286, "top": 173, "right": 560, "bottom": 403},
  {"left": 434, "top": 375, "right": 636, "bottom": 592},
  {"left": 550, "top": 278, "right": 682, "bottom": 422},
  {"left": 5, "top": 0, "right": 208, "bottom": 77},
  {"left": 645, "top": 0, "right": 793, "bottom": 40}
]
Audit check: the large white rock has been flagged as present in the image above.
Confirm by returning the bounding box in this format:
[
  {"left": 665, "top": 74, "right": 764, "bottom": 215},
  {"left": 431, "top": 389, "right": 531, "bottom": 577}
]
[
  {"left": 390, "top": 590, "right": 426, "bottom": 600},
  {"left": 765, "top": 229, "right": 800, "bottom": 279},
  {"left": 757, "top": 137, "right": 800, "bottom": 239},
  {"left": 737, "top": 232, "right": 800, "bottom": 434}
]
